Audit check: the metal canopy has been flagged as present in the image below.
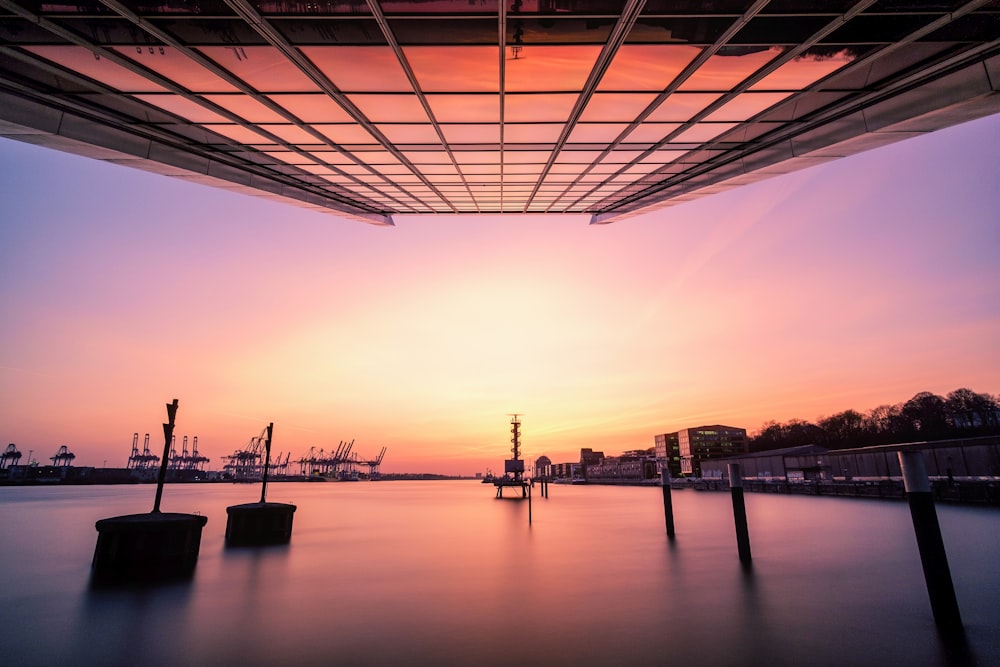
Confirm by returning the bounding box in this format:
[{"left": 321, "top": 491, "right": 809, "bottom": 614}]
[{"left": 1, "top": 1, "right": 998, "bottom": 225}]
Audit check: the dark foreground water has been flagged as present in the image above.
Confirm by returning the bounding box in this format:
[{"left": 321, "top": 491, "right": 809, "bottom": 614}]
[{"left": 1, "top": 481, "right": 998, "bottom": 666}]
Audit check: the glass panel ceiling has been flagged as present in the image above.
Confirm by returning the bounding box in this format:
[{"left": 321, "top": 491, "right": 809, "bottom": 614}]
[
  {"left": 199, "top": 46, "right": 320, "bottom": 92},
  {"left": 597, "top": 45, "right": 701, "bottom": 92},
  {"left": 111, "top": 47, "right": 240, "bottom": 93},
  {"left": 4, "top": 1, "right": 996, "bottom": 223}
]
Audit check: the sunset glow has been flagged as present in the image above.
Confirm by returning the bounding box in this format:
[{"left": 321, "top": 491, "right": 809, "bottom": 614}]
[{"left": 1, "top": 112, "right": 998, "bottom": 474}]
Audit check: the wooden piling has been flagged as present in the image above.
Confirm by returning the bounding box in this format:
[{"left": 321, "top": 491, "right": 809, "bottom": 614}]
[
  {"left": 151, "top": 399, "right": 178, "bottom": 514},
  {"left": 898, "top": 451, "right": 962, "bottom": 634},
  {"left": 259, "top": 422, "right": 273, "bottom": 504},
  {"left": 728, "top": 463, "right": 752, "bottom": 564},
  {"left": 528, "top": 481, "right": 533, "bottom": 525},
  {"left": 661, "top": 466, "right": 675, "bottom": 538}
]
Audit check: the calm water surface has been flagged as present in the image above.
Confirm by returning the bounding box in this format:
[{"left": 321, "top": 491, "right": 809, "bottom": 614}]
[{"left": 1, "top": 481, "right": 998, "bottom": 666}]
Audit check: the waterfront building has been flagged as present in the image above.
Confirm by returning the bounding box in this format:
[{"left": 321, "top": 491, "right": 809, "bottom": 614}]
[
  {"left": 579, "top": 448, "right": 605, "bottom": 480},
  {"left": 539, "top": 448, "right": 657, "bottom": 483},
  {"left": 2, "top": 4, "right": 997, "bottom": 225},
  {"left": 701, "top": 435, "right": 1000, "bottom": 483},
  {"left": 534, "top": 455, "right": 552, "bottom": 479},
  {"left": 585, "top": 449, "right": 659, "bottom": 483},
  {"left": 678, "top": 426, "right": 748, "bottom": 477},
  {"left": 654, "top": 433, "right": 682, "bottom": 479},
  {"left": 700, "top": 444, "right": 829, "bottom": 481},
  {"left": 550, "top": 461, "right": 582, "bottom": 480}
]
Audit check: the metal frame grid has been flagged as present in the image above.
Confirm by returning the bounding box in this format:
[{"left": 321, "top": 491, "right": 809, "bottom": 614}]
[{"left": 1, "top": 1, "right": 998, "bottom": 225}]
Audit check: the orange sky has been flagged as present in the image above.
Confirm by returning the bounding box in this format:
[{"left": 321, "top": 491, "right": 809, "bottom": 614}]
[{"left": 1, "top": 114, "right": 998, "bottom": 474}]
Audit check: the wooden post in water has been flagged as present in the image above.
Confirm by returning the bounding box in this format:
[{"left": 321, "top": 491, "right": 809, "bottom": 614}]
[
  {"left": 898, "top": 451, "right": 962, "bottom": 634},
  {"left": 661, "top": 464, "right": 675, "bottom": 539},
  {"left": 528, "top": 480, "right": 533, "bottom": 525},
  {"left": 728, "top": 463, "right": 752, "bottom": 564},
  {"left": 259, "top": 422, "right": 273, "bottom": 504},
  {"left": 152, "top": 399, "right": 178, "bottom": 513}
]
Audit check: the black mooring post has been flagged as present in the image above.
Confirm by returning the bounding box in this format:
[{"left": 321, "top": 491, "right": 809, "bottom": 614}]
[
  {"left": 152, "top": 399, "right": 178, "bottom": 514},
  {"left": 528, "top": 481, "right": 533, "bottom": 525},
  {"left": 729, "top": 463, "right": 751, "bottom": 564},
  {"left": 661, "top": 465, "right": 675, "bottom": 538},
  {"left": 898, "top": 451, "right": 963, "bottom": 634},
  {"left": 259, "top": 422, "right": 274, "bottom": 504}
]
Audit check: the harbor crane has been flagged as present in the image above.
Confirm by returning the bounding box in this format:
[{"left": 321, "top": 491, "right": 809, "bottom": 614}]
[
  {"left": 222, "top": 427, "right": 266, "bottom": 481},
  {"left": 1, "top": 443, "right": 21, "bottom": 469},
  {"left": 185, "top": 436, "right": 210, "bottom": 471},
  {"left": 127, "top": 433, "right": 160, "bottom": 470},
  {"left": 50, "top": 445, "right": 76, "bottom": 467},
  {"left": 297, "top": 440, "right": 381, "bottom": 479},
  {"left": 223, "top": 427, "right": 285, "bottom": 481},
  {"left": 167, "top": 435, "right": 180, "bottom": 469},
  {"left": 364, "top": 447, "right": 387, "bottom": 480}
]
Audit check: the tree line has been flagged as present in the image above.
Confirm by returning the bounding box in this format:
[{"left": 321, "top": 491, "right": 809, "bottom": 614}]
[{"left": 750, "top": 388, "right": 1000, "bottom": 452}]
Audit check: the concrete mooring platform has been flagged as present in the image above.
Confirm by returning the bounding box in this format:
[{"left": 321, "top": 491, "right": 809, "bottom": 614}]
[
  {"left": 225, "top": 502, "right": 297, "bottom": 546},
  {"left": 92, "top": 511, "right": 208, "bottom": 584}
]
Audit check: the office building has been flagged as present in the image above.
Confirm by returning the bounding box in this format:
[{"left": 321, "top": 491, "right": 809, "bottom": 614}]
[
  {"left": 654, "top": 432, "right": 681, "bottom": 479},
  {"left": 678, "top": 425, "right": 748, "bottom": 476}
]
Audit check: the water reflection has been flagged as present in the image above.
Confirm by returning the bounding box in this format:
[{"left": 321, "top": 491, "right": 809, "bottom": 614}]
[
  {"left": 76, "top": 583, "right": 195, "bottom": 665},
  {"left": 1, "top": 483, "right": 999, "bottom": 666}
]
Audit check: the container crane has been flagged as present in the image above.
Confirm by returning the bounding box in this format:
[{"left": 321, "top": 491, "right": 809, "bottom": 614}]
[{"left": 364, "top": 447, "right": 387, "bottom": 480}]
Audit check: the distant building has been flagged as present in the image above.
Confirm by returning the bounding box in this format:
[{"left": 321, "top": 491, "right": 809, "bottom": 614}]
[
  {"left": 585, "top": 449, "right": 658, "bottom": 483},
  {"left": 534, "top": 455, "right": 552, "bottom": 479},
  {"left": 539, "top": 447, "right": 661, "bottom": 482},
  {"left": 550, "top": 461, "right": 582, "bottom": 479},
  {"left": 654, "top": 433, "right": 681, "bottom": 479},
  {"left": 678, "top": 426, "right": 748, "bottom": 477},
  {"left": 579, "top": 448, "right": 604, "bottom": 479}
]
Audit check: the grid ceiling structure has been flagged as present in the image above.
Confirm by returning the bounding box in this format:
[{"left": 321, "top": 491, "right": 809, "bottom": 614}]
[{"left": 1, "top": 1, "right": 998, "bottom": 225}]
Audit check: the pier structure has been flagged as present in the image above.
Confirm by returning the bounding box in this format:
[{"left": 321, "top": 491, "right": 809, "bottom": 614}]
[{"left": 495, "top": 415, "right": 529, "bottom": 499}]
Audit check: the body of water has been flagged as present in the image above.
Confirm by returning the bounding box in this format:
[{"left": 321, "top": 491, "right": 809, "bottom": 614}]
[{"left": 1, "top": 481, "right": 998, "bottom": 666}]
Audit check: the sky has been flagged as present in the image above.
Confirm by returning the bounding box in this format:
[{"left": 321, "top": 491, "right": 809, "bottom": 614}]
[{"left": 1, "top": 113, "right": 998, "bottom": 475}]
